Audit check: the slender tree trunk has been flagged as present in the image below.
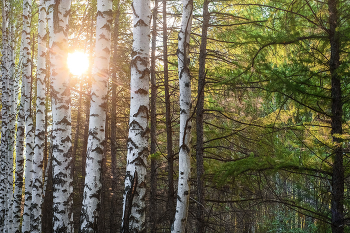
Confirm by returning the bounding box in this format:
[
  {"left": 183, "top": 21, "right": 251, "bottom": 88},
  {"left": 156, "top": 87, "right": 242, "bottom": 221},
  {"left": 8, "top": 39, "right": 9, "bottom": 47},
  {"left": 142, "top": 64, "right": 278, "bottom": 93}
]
[
  {"left": 0, "top": 2, "right": 9, "bottom": 228},
  {"left": 21, "top": 0, "right": 34, "bottom": 232},
  {"left": 150, "top": 0, "right": 158, "bottom": 231},
  {"left": 172, "top": 0, "right": 193, "bottom": 231},
  {"left": 163, "top": 0, "right": 175, "bottom": 227},
  {"left": 80, "top": 1, "right": 112, "bottom": 231},
  {"left": 120, "top": 0, "right": 151, "bottom": 230},
  {"left": 31, "top": 0, "right": 47, "bottom": 231},
  {"left": 196, "top": 0, "right": 209, "bottom": 232},
  {"left": 0, "top": 2, "right": 12, "bottom": 230},
  {"left": 328, "top": 1, "right": 343, "bottom": 233},
  {"left": 110, "top": 4, "right": 120, "bottom": 232},
  {"left": 6, "top": 19, "right": 17, "bottom": 233},
  {"left": 13, "top": 61, "right": 25, "bottom": 233},
  {"left": 48, "top": 0, "right": 74, "bottom": 231}
]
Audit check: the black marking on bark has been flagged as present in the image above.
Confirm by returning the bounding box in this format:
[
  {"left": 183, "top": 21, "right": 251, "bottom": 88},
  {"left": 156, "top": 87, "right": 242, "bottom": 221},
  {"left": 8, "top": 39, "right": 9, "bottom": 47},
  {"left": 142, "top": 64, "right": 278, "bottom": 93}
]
[
  {"left": 103, "top": 47, "right": 110, "bottom": 54},
  {"left": 131, "top": 3, "right": 139, "bottom": 18},
  {"left": 141, "top": 127, "right": 150, "bottom": 138},
  {"left": 99, "top": 33, "right": 109, "bottom": 41},
  {"left": 131, "top": 56, "right": 148, "bottom": 76},
  {"left": 92, "top": 146, "right": 104, "bottom": 155},
  {"left": 97, "top": 10, "right": 105, "bottom": 18},
  {"left": 177, "top": 195, "right": 182, "bottom": 202},
  {"left": 134, "top": 19, "right": 148, "bottom": 27},
  {"left": 180, "top": 144, "right": 191, "bottom": 153},
  {"left": 61, "top": 136, "right": 71, "bottom": 143},
  {"left": 127, "top": 138, "right": 138, "bottom": 150},
  {"left": 131, "top": 50, "right": 137, "bottom": 57},
  {"left": 122, "top": 171, "right": 138, "bottom": 233},
  {"left": 129, "top": 120, "right": 144, "bottom": 131},
  {"left": 101, "top": 23, "right": 111, "bottom": 31},
  {"left": 57, "top": 116, "right": 71, "bottom": 125},
  {"left": 133, "top": 105, "right": 149, "bottom": 119},
  {"left": 135, "top": 88, "right": 148, "bottom": 95}
]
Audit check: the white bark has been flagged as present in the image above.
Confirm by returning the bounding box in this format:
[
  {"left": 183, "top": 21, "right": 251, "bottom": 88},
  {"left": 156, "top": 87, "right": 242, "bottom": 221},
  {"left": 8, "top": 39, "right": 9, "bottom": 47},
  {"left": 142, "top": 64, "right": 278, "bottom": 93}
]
[
  {"left": 80, "top": 0, "right": 112, "bottom": 232},
  {"left": 12, "top": 75, "right": 25, "bottom": 233},
  {"left": 6, "top": 22, "right": 17, "bottom": 233},
  {"left": 30, "top": 0, "right": 47, "bottom": 231},
  {"left": 171, "top": 0, "right": 193, "bottom": 231},
  {"left": 121, "top": 0, "right": 151, "bottom": 231},
  {"left": 0, "top": 1, "right": 10, "bottom": 229},
  {"left": 48, "top": 0, "right": 74, "bottom": 231},
  {"left": 21, "top": 1, "right": 34, "bottom": 232}
]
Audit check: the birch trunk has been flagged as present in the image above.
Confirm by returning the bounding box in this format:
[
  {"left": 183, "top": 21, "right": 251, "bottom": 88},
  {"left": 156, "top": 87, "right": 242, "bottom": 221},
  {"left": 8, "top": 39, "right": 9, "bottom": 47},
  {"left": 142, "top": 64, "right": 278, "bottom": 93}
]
[
  {"left": 12, "top": 55, "right": 25, "bottom": 233},
  {"left": 30, "top": 0, "right": 47, "bottom": 231},
  {"left": 0, "top": 1, "right": 10, "bottom": 229},
  {"left": 80, "top": 0, "right": 112, "bottom": 231},
  {"left": 21, "top": 1, "right": 34, "bottom": 232},
  {"left": 171, "top": 0, "right": 193, "bottom": 231},
  {"left": 48, "top": 0, "right": 74, "bottom": 231},
  {"left": 120, "top": 0, "right": 151, "bottom": 231},
  {"left": 5, "top": 17, "right": 17, "bottom": 233}
]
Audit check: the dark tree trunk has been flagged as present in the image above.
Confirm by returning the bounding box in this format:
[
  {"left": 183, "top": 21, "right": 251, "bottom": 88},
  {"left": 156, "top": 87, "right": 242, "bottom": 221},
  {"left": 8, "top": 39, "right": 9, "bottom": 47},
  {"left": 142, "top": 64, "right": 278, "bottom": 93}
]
[
  {"left": 110, "top": 3, "right": 120, "bottom": 232},
  {"left": 72, "top": 82, "right": 83, "bottom": 179},
  {"left": 42, "top": 145, "right": 53, "bottom": 233},
  {"left": 328, "top": 0, "right": 344, "bottom": 233},
  {"left": 163, "top": 0, "right": 175, "bottom": 227},
  {"left": 150, "top": 0, "right": 158, "bottom": 232},
  {"left": 196, "top": 0, "right": 209, "bottom": 232}
]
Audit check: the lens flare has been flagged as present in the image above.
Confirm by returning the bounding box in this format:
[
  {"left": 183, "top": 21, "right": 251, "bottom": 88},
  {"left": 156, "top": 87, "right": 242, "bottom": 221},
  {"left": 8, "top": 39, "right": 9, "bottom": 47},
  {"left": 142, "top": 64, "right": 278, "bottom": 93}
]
[{"left": 67, "top": 51, "right": 89, "bottom": 76}]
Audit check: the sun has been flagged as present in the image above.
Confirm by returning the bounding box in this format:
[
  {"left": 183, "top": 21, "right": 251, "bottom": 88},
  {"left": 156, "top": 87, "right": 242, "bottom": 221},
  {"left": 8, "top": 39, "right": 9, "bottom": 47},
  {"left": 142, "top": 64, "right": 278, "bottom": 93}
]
[{"left": 67, "top": 51, "right": 89, "bottom": 76}]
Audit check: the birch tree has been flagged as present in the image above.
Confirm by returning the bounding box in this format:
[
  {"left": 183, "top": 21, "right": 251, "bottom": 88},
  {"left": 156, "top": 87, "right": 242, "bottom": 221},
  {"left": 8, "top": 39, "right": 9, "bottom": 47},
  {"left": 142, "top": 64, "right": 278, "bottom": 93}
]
[
  {"left": 172, "top": 0, "right": 193, "bottom": 231},
  {"left": 30, "top": 0, "right": 47, "bottom": 231},
  {"left": 0, "top": 1, "right": 10, "bottom": 230},
  {"left": 21, "top": 0, "right": 34, "bottom": 232},
  {"left": 120, "top": 0, "right": 151, "bottom": 230},
  {"left": 80, "top": 0, "right": 112, "bottom": 231},
  {"left": 48, "top": 0, "right": 74, "bottom": 231}
]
